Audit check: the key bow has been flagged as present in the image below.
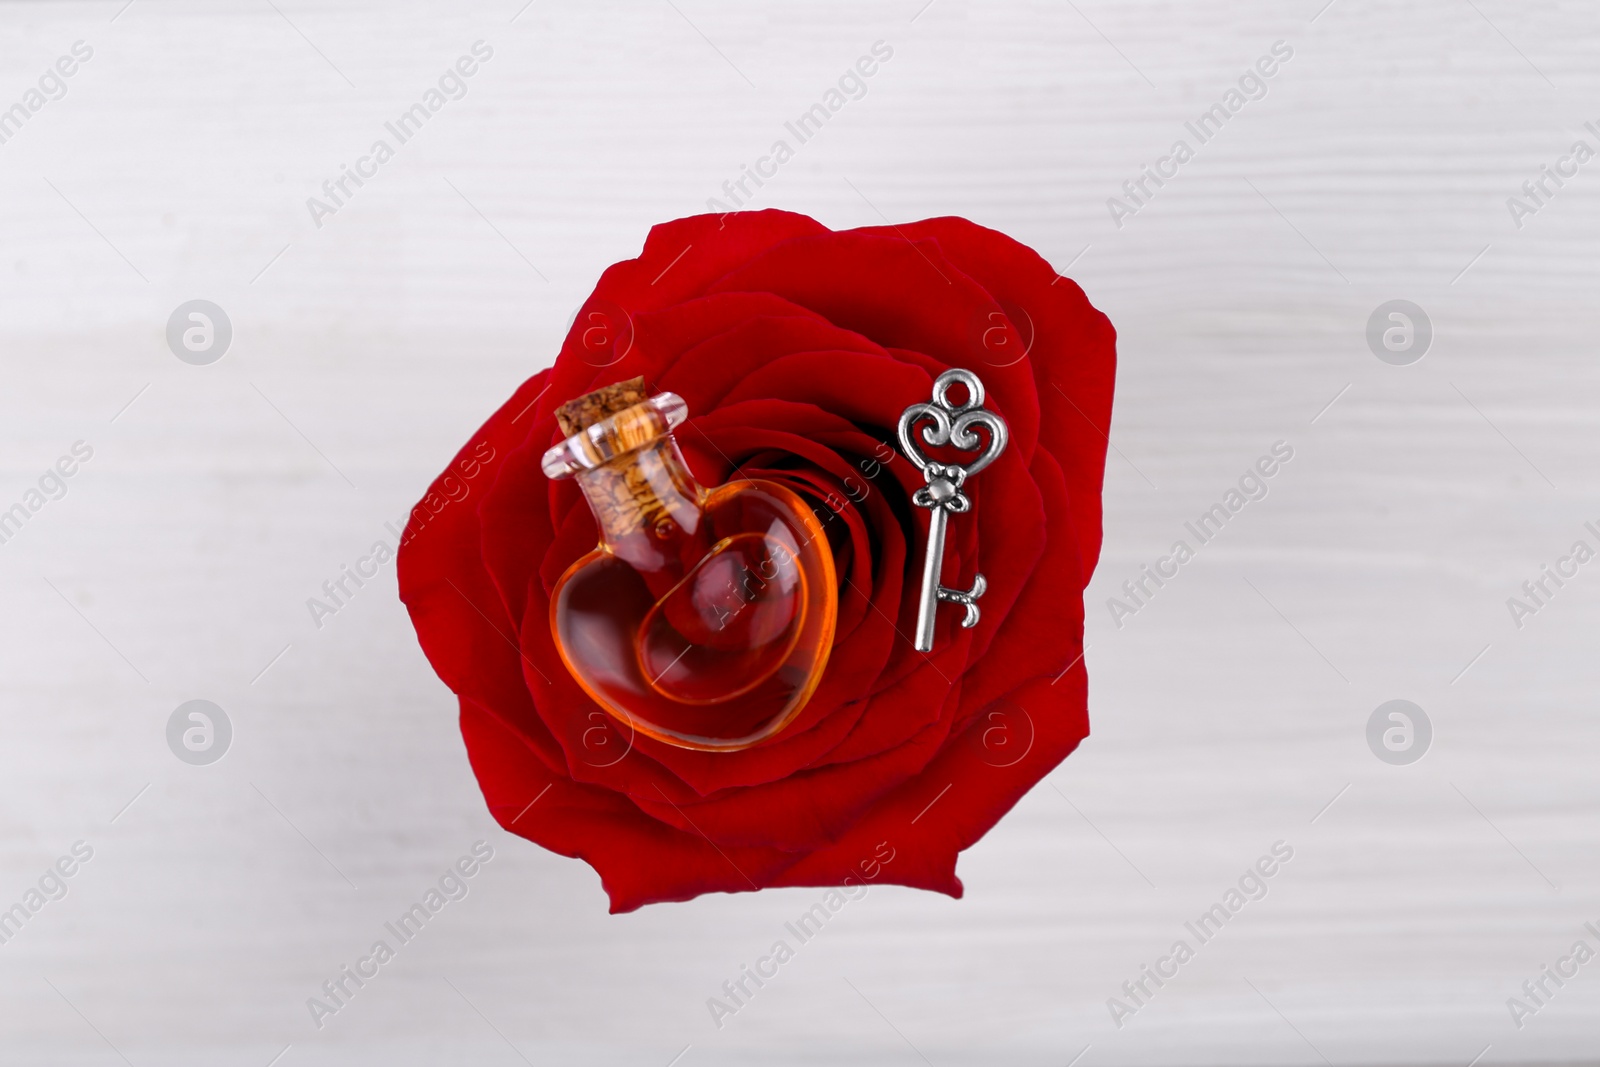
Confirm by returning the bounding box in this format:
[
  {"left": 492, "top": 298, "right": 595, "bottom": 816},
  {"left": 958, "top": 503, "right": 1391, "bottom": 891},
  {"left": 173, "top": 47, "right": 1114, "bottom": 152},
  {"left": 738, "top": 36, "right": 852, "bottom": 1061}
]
[{"left": 897, "top": 370, "right": 1009, "bottom": 485}]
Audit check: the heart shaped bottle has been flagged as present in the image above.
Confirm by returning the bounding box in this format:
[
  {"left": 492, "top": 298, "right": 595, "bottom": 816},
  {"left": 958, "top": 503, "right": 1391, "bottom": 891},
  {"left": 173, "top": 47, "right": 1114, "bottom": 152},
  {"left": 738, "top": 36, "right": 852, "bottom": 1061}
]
[{"left": 543, "top": 379, "right": 836, "bottom": 751}]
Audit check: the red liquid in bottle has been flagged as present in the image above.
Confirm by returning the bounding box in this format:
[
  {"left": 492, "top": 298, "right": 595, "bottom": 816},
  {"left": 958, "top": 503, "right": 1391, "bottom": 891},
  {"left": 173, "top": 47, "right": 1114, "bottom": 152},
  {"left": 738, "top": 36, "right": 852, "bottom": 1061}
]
[{"left": 547, "top": 394, "right": 836, "bottom": 751}]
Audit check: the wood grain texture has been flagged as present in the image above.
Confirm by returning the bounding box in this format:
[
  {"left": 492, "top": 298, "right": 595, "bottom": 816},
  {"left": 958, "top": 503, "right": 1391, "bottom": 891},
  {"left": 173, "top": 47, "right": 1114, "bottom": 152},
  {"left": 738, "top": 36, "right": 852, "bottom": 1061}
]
[{"left": 0, "top": 1, "right": 1597, "bottom": 1064}]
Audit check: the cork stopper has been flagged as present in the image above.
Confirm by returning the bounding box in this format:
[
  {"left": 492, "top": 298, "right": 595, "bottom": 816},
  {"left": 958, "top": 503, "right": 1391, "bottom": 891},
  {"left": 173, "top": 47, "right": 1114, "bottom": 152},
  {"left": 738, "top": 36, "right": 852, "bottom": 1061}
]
[{"left": 555, "top": 376, "right": 649, "bottom": 437}]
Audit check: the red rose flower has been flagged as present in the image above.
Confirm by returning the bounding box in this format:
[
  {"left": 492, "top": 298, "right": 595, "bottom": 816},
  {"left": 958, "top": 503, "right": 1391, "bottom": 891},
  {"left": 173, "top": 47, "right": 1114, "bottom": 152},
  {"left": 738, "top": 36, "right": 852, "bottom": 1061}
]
[{"left": 398, "top": 209, "right": 1115, "bottom": 912}]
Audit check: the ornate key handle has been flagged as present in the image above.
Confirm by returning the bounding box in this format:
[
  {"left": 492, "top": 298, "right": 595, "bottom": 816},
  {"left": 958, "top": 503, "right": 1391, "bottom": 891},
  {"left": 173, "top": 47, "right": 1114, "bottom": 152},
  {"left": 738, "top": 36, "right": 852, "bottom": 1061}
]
[{"left": 897, "top": 369, "right": 1010, "bottom": 652}]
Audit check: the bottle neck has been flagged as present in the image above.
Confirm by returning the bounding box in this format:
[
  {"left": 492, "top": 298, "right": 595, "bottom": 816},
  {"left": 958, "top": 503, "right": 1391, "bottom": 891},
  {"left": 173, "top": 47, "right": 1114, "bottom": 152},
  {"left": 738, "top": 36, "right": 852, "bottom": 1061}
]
[{"left": 576, "top": 437, "right": 708, "bottom": 588}]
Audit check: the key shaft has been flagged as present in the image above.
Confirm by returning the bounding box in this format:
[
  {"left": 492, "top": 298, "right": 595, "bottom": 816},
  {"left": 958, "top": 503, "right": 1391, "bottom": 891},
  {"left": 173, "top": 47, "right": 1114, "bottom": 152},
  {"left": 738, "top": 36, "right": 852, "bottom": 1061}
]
[{"left": 914, "top": 505, "right": 950, "bottom": 652}]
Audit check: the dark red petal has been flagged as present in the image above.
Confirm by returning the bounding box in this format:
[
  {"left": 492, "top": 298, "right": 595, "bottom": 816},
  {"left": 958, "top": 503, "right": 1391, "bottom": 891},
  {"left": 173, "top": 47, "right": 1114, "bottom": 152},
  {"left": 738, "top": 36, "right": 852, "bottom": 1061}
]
[
  {"left": 397, "top": 371, "right": 568, "bottom": 779},
  {"left": 768, "top": 664, "right": 1088, "bottom": 899},
  {"left": 706, "top": 230, "right": 1042, "bottom": 461},
  {"left": 461, "top": 699, "right": 804, "bottom": 913},
  {"left": 861, "top": 216, "right": 1116, "bottom": 579}
]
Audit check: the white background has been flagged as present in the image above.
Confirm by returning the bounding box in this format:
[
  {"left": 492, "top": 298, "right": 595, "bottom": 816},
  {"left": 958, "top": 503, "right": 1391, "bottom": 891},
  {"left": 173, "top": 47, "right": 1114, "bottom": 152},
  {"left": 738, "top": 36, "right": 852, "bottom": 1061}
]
[{"left": 2, "top": 1, "right": 1598, "bottom": 1064}]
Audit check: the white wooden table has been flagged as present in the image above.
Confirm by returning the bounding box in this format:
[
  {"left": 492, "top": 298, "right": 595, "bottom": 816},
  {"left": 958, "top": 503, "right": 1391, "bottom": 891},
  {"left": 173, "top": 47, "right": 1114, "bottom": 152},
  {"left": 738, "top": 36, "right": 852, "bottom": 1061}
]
[{"left": 1, "top": 1, "right": 1597, "bottom": 1063}]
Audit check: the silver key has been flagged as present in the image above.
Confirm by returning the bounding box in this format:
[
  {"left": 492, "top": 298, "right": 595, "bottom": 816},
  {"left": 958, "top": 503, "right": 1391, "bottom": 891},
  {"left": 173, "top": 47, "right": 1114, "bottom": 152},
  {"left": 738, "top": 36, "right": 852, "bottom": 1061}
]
[{"left": 897, "top": 369, "right": 1009, "bottom": 652}]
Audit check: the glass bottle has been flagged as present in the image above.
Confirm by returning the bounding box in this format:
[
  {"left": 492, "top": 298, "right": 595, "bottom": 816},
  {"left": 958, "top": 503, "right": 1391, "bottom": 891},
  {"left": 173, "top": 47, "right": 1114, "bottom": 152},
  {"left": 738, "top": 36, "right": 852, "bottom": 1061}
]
[{"left": 542, "top": 382, "right": 837, "bottom": 751}]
